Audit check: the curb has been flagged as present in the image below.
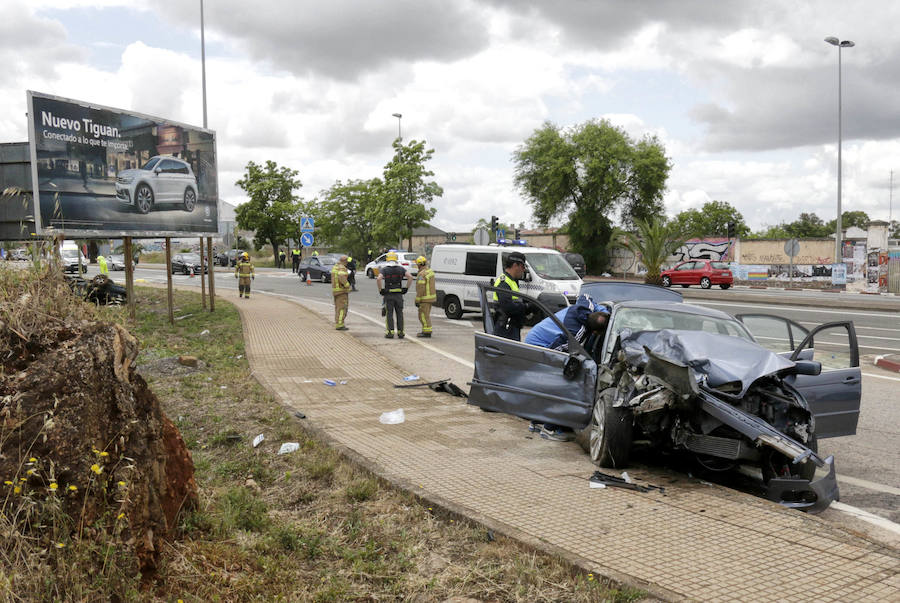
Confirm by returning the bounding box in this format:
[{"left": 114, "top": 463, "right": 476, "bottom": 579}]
[{"left": 874, "top": 355, "right": 900, "bottom": 373}]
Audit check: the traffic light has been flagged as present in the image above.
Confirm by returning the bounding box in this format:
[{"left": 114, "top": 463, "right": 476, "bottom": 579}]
[
  {"left": 727, "top": 222, "right": 736, "bottom": 239},
  {"left": 490, "top": 216, "right": 498, "bottom": 238},
  {"left": 514, "top": 228, "right": 521, "bottom": 240},
  {"left": 446, "top": 232, "right": 457, "bottom": 241}
]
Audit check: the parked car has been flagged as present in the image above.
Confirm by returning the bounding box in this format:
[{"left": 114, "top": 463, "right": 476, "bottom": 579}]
[
  {"left": 563, "top": 252, "right": 586, "bottom": 278},
  {"left": 60, "top": 248, "right": 87, "bottom": 274},
  {"left": 107, "top": 254, "right": 127, "bottom": 271},
  {"left": 171, "top": 253, "right": 208, "bottom": 275},
  {"left": 10, "top": 248, "right": 28, "bottom": 261},
  {"left": 115, "top": 156, "right": 199, "bottom": 215},
  {"left": 661, "top": 260, "right": 733, "bottom": 289},
  {"left": 215, "top": 249, "right": 242, "bottom": 267},
  {"left": 297, "top": 254, "right": 338, "bottom": 283},
  {"left": 364, "top": 251, "right": 420, "bottom": 279},
  {"left": 468, "top": 281, "right": 860, "bottom": 513}
]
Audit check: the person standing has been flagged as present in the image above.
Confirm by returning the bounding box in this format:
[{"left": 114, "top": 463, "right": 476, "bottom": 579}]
[
  {"left": 414, "top": 256, "right": 436, "bottom": 337},
  {"left": 234, "top": 252, "right": 255, "bottom": 298},
  {"left": 331, "top": 255, "right": 351, "bottom": 330},
  {"left": 97, "top": 254, "right": 109, "bottom": 276},
  {"left": 492, "top": 251, "right": 529, "bottom": 341},
  {"left": 346, "top": 256, "right": 357, "bottom": 291},
  {"left": 278, "top": 248, "right": 286, "bottom": 269},
  {"left": 376, "top": 251, "right": 414, "bottom": 339},
  {"left": 291, "top": 248, "right": 300, "bottom": 273}
]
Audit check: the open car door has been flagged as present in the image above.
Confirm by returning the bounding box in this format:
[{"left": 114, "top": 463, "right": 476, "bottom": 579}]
[
  {"left": 786, "top": 322, "right": 861, "bottom": 438},
  {"left": 735, "top": 314, "right": 810, "bottom": 357},
  {"left": 468, "top": 284, "right": 596, "bottom": 430}
]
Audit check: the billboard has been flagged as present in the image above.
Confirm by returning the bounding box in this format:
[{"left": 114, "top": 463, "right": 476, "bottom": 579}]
[{"left": 27, "top": 91, "right": 218, "bottom": 237}]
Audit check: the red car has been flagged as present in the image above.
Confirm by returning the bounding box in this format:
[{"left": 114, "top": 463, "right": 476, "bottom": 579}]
[{"left": 661, "top": 260, "right": 733, "bottom": 289}]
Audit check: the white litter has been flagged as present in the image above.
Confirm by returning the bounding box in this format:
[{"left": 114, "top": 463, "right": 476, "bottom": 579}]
[
  {"left": 199, "top": 329, "right": 210, "bottom": 336},
  {"left": 278, "top": 442, "right": 299, "bottom": 455},
  {"left": 236, "top": 354, "right": 244, "bottom": 360},
  {"left": 220, "top": 385, "right": 227, "bottom": 389},
  {"left": 403, "top": 375, "right": 419, "bottom": 382},
  {"left": 621, "top": 471, "right": 633, "bottom": 484},
  {"left": 589, "top": 481, "right": 607, "bottom": 489},
  {"left": 379, "top": 409, "right": 406, "bottom": 424},
  {"left": 339, "top": 380, "right": 348, "bottom": 385},
  {"left": 252, "top": 434, "right": 264, "bottom": 448}
]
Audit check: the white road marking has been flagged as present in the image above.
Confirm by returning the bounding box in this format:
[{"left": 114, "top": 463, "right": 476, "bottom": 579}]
[
  {"left": 862, "top": 372, "right": 900, "bottom": 382},
  {"left": 830, "top": 502, "right": 900, "bottom": 536},
  {"left": 837, "top": 475, "right": 900, "bottom": 497},
  {"left": 692, "top": 300, "right": 900, "bottom": 319}
]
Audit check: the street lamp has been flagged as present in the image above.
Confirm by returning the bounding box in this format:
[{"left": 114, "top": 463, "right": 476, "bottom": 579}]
[
  {"left": 392, "top": 112, "right": 402, "bottom": 141},
  {"left": 824, "top": 36, "right": 854, "bottom": 264}
]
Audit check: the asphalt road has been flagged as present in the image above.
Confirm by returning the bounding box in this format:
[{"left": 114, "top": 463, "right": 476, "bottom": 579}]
[{"left": 119, "top": 265, "right": 900, "bottom": 528}]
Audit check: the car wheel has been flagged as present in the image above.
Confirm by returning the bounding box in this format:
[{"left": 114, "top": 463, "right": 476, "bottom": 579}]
[
  {"left": 661, "top": 276, "right": 671, "bottom": 287},
  {"left": 135, "top": 184, "right": 153, "bottom": 214},
  {"left": 183, "top": 188, "right": 196, "bottom": 212},
  {"left": 700, "top": 277, "right": 711, "bottom": 289},
  {"left": 367, "top": 268, "right": 374, "bottom": 278},
  {"left": 181, "top": 265, "right": 190, "bottom": 275},
  {"left": 719, "top": 284, "right": 731, "bottom": 290},
  {"left": 578, "top": 387, "right": 633, "bottom": 468},
  {"left": 680, "top": 284, "right": 689, "bottom": 288},
  {"left": 444, "top": 295, "right": 463, "bottom": 319}
]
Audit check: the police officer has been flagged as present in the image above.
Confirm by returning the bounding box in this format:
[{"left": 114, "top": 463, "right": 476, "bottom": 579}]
[
  {"left": 234, "top": 252, "right": 255, "bottom": 298},
  {"left": 414, "top": 256, "right": 436, "bottom": 337},
  {"left": 278, "top": 248, "right": 286, "bottom": 269},
  {"left": 376, "top": 251, "right": 414, "bottom": 339},
  {"left": 346, "top": 256, "right": 357, "bottom": 291},
  {"left": 291, "top": 248, "right": 300, "bottom": 273},
  {"left": 331, "top": 255, "right": 351, "bottom": 330},
  {"left": 492, "top": 251, "right": 530, "bottom": 340}
]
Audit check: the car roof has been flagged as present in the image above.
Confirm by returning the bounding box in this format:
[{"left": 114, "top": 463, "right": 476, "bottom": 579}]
[
  {"left": 581, "top": 281, "right": 683, "bottom": 303},
  {"left": 613, "top": 299, "right": 735, "bottom": 321}
]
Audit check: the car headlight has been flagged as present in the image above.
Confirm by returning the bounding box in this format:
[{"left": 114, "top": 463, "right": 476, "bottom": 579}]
[{"left": 118, "top": 176, "right": 133, "bottom": 184}]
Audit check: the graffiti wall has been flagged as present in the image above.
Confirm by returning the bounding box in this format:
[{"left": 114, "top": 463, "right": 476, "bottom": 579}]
[
  {"left": 738, "top": 239, "right": 834, "bottom": 266},
  {"left": 670, "top": 238, "right": 733, "bottom": 262}
]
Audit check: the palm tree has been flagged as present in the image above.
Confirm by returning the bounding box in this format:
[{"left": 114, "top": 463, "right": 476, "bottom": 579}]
[{"left": 616, "top": 218, "right": 692, "bottom": 286}]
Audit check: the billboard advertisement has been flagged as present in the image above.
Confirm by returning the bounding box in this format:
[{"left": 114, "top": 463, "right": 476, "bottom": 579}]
[{"left": 27, "top": 91, "right": 218, "bottom": 237}]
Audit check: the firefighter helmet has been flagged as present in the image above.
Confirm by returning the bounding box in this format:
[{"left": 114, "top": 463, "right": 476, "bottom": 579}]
[{"left": 386, "top": 251, "right": 398, "bottom": 262}]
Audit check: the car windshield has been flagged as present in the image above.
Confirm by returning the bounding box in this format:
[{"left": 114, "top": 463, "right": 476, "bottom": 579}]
[
  {"left": 610, "top": 307, "right": 752, "bottom": 342},
  {"left": 319, "top": 257, "right": 336, "bottom": 265},
  {"left": 711, "top": 262, "right": 731, "bottom": 270},
  {"left": 524, "top": 253, "right": 579, "bottom": 280},
  {"left": 61, "top": 249, "right": 80, "bottom": 259},
  {"left": 141, "top": 157, "right": 160, "bottom": 171},
  {"left": 181, "top": 254, "right": 201, "bottom": 262}
]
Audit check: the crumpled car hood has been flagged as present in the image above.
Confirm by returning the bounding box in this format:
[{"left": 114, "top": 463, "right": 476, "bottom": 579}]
[{"left": 621, "top": 329, "right": 795, "bottom": 396}]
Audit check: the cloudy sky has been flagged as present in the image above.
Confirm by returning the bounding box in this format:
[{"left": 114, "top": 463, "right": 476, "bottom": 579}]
[{"left": 3, "top": 0, "right": 898, "bottom": 232}]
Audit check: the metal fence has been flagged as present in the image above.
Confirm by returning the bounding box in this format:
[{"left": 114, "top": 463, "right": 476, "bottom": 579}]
[{"left": 888, "top": 250, "right": 900, "bottom": 294}]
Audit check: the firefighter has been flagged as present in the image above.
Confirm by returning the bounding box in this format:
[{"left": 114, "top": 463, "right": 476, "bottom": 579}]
[
  {"left": 97, "top": 254, "right": 109, "bottom": 276},
  {"left": 234, "top": 252, "right": 255, "bottom": 298},
  {"left": 376, "top": 251, "right": 414, "bottom": 338},
  {"left": 414, "top": 255, "right": 436, "bottom": 337},
  {"left": 331, "top": 255, "right": 351, "bottom": 330}
]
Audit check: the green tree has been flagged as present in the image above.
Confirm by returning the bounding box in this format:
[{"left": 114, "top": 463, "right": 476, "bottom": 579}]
[
  {"left": 746, "top": 224, "right": 791, "bottom": 240},
  {"left": 234, "top": 161, "right": 303, "bottom": 260},
  {"left": 890, "top": 220, "right": 900, "bottom": 238},
  {"left": 512, "top": 119, "right": 671, "bottom": 273},
  {"left": 671, "top": 201, "right": 749, "bottom": 238},
  {"left": 314, "top": 179, "right": 392, "bottom": 259},
  {"left": 825, "top": 210, "right": 870, "bottom": 232},
  {"left": 377, "top": 139, "right": 442, "bottom": 251},
  {"left": 784, "top": 212, "right": 830, "bottom": 238},
  {"left": 615, "top": 217, "right": 690, "bottom": 286}
]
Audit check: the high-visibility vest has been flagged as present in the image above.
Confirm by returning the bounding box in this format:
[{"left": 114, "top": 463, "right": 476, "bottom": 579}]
[
  {"left": 331, "top": 265, "right": 350, "bottom": 295},
  {"left": 415, "top": 268, "right": 436, "bottom": 303},
  {"left": 492, "top": 273, "right": 520, "bottom": 301},
  {"left": 98, "top": 256, "right": 108, "bottom": 275},
  {"left": 235, "top": 260, "right": 254, "bottom": 278}
]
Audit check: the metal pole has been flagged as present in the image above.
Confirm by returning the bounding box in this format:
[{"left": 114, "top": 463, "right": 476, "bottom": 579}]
[
  {"left": 207, "top": 237, "right": 215, "bottom": 311},
  {"left": 124, "top": 237, "right": 135, "bottom": 319},
  {"left": 201, "top": 0, "right": 207, "bottom": 129},
  {"left": 165, "top": 237, "right": 174, "bottom": 325},
  {"left": 835, "top": 44, "right": 843, "bottom": 264},
  {"left": 199, "top": 237, "right": 207, "bottom": 309},
  {"left": 890, "top": 170, "right": 894, "bottom": 224}
]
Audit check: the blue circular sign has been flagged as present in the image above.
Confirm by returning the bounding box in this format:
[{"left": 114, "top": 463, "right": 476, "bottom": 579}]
[{"left": 300, "top": 232, "right": 314, "bottom": 247}]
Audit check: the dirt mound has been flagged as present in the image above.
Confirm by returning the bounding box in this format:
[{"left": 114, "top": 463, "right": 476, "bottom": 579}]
[{"left": 1, "top": 289, "right": 198, "bottom": 575}]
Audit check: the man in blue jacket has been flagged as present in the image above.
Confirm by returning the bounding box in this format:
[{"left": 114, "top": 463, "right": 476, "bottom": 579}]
[{"left": 524, "top": 294, "right": 609, "bottom": 441}]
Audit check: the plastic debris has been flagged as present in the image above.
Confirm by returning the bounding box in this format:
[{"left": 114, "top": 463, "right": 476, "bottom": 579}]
[
  {"left": 339, "top": 380, "right": 348, "bottom": 385},
  {"left": 252, "top": 434, "right": 264, "bottom": 448},
  {"left": 589, "top": 481, "right": 607, "bottom": 489},
  {"left": 220, "top": 386, "right": 227, "bottom": 389},
  {"left": 403, "top": 375, "right": 420, "bottom": 382},
  {"left": 278, "top": 442, "right": 300, "bottom": 455},
  {"left": 199, "top": 329, "right": 210, "bottom": 336},
  {"left": 621, "top": 471, "right": 633, "bottom": 484},
  {"left": 590, "top": 471, "right": 665, "bottom": 493},
  {"left": 236, "top": 354, "right": 244, "bottom": 359},
  {"left": 379, "top": 409, "right": 406, "bottom": 424},
  {"left": 323, "top": 379, "right": 337, "bottom": 386},
  {"left": 294, "top": 411, "right": 306, "bottom": 419}
]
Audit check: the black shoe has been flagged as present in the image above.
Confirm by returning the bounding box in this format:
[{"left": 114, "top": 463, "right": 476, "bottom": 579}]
[
  {"left": 398, "top": 333, "right": 405, "bottom": 339},
  {"left": 416, "top": 332, "right": 431, "bottom": 338},
  {"left": 384, "top": 333, "right": 394, "bottom": 339},
  {"left": 336, "top": 326, "right": 348, "bottom": 331}
]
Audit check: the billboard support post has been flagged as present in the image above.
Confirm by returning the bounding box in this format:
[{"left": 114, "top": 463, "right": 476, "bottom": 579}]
[
  {"left": 124, "top": 237, "right": 135, "bottom": 320},
  {"left": 207, "top": 237, "right": 215, "bottom": 311},
  {"left": 199, "top": 238, "right": 207, "bottom": 309},
  {"left": 165, "top": 237, "right": 174, "bottom": 325}
]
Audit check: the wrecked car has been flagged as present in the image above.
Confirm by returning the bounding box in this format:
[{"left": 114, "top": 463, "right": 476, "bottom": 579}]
[
  {"left": 468, "top": 282, "right": 860, "bottom": 512},
  {"left": 65, "top": 274, "right": 128, "bottom": 305}
]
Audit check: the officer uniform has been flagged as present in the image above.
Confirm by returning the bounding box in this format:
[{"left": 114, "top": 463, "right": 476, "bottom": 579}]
[
  {"left": 331, "top": 256, "right": 351, "bottom": 330},
  {"left": 377, "top": 253, "right": 413, "bottom": 338},
  {"left": 492, "top": 252, "right": 529, "bottom": 341},
  {"left": 414, "top": 256, "right": 436, "bottom": 337},
  {"left": 278, "top": 249, "right": 286, "bottom": 268},
  {"left": 291, "top": 248, "right": 300, "bottom": 273},
  {"left": 346, "top": 256, "right": 357, "bottom": 291},
  {"left": 234, "top": 253, "right": 255, "bottom": 298}
]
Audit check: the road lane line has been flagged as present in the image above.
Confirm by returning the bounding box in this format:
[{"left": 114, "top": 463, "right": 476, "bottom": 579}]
[
  {"left": 830, "top": 502, "right": 900, "bottom": 536},
  {"left": 692, "top": 300, "right": 900, "bottom": 319},
  {"left": 862, "top": 372, "right": 900, "bottom": 382},
  {"left": 837, "top": 475, "right": 900, "bottom": 496}
]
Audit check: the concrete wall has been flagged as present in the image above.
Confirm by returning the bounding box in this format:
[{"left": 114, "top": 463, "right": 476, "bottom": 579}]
[{"left": 737, "top": 239, "right": 835, "bottom": 265}]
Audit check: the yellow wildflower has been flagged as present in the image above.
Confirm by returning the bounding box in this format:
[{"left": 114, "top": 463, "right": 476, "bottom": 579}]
[
  {"left": 13, "top": 486, "right": 21, "bottom": 494},
  {"left": 28, "top": 457, "right": 37, "bottom": 462},
  {"left": 3, "top": 480, "right": 12, "bottom": 486},
  {"left": 99, "top": 451, "right": 109, "bottom": 458},
  {"left": 117, "top": 481, "right": 126, "bottom": 488},
  {"left": 90, "top": 464, "right": 102, "bottom": 475},
  {"left": 26, "top": 469, "right": 35, "bottom": 476},
  {"left": 55, "top": 542, "right": 65, "bottom": 549},
  {"left": 68, "top": 485, "right": 78, "bottom": 492},
  {"left": 117, "top": 513, "right": 126, "bottom": 520},
  {"left": 49, "top": 482, "right": 58, "bottom": 491}
]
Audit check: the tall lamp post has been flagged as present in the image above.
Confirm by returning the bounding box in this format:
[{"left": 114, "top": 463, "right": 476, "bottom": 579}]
[
  {"left": 392, "top": 112, "right": 402, "bottom": 142},
  {"left": 824, "top": 36, "right": 854, "bottom": 264}
]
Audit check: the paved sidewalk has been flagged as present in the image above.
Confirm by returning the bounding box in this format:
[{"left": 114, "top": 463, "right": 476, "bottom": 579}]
[{"left": 225, "top": 288, "right": 899, "bottom": 601}]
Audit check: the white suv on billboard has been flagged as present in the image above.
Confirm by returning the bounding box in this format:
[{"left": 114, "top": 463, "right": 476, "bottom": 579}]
[{"left": 115, "top": 156, "right": 198, "bottom": 214}]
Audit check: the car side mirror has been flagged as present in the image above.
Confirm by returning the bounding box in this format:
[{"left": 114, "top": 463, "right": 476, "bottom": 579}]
[
  {"left": 154, "top": 167, "right": 161, "bottom": 174},
  {"left": 791, "top": 360, "right": 822, "bottom": 376}
]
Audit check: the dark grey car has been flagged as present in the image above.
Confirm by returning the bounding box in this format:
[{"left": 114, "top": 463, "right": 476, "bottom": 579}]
[{"left": 468, "top": 282, "right": 861, "bottom": 512}]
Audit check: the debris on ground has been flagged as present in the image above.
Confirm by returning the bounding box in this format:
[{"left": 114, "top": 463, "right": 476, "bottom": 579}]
[
  {"left": 252, "top": 433, "right": 265, "bottom": 447},
  {"left": 589, "top": 471, "right": 665, "bottom": 494},
  {"left": 394, "top": 378, "right": 468, "bottom": 398},
  {"left": 379, "top": 409, "right": 406, "bottom": 424},
  {"left": 278, "top": 442, "right": 300, "bottom": 455}
]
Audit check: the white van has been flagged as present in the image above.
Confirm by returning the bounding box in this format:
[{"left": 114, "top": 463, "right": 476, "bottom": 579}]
[{"left": 431, "top": 244, "right": 582, "bottom": 319}]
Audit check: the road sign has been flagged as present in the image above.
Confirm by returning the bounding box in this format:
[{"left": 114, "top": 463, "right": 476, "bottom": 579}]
[
  {"left": 473, "top": 228, "right": 489, "bottom": 246},
  {"left": 498, "top": 229, "right": 506, "bottom": 241},
  {"left": 300, "top": 232, "right": 314, "bottom": 247},
  {"left": 300, "top": 216, "right": 314, "bottom": 232},
  {"left": 784, "top": 238, "right": 800, "bottom": 257}
]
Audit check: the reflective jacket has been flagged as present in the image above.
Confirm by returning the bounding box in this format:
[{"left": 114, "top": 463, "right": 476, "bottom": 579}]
[
  {"left": 492, "top": 273, "right": 527, "bottom": 323},
  {"left": 235, "top": 259, "right": 254, "bottom": 278},
  {"left": 331, "top": 264, "right": 350, "bottom": 295},
  {"left": 415, "top": 267, "right": 436, "bottom": 303}
]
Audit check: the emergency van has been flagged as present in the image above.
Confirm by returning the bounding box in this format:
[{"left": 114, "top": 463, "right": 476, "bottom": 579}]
[{"left": 430, "top": 244, "right": 582, "bottom": 319}]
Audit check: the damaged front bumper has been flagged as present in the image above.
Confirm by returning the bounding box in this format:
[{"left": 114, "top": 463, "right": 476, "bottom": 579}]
[{"left": 766, "top": 454, "right": 838, "bottom": 513}]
